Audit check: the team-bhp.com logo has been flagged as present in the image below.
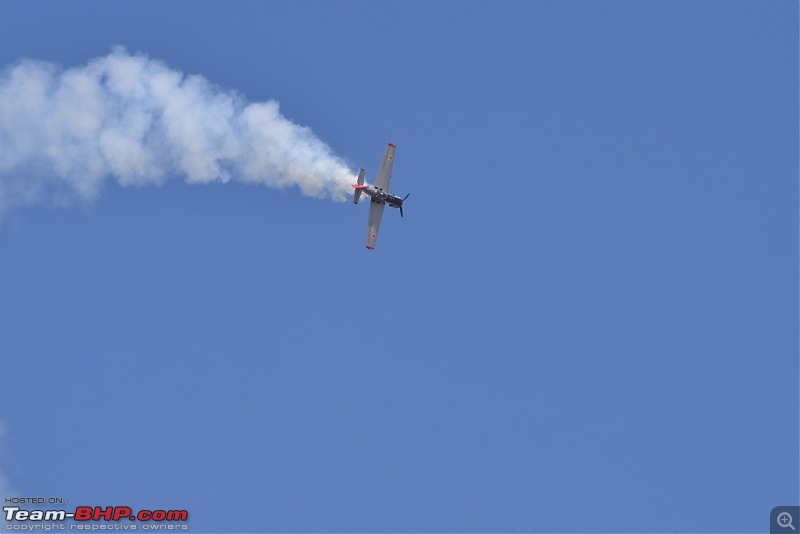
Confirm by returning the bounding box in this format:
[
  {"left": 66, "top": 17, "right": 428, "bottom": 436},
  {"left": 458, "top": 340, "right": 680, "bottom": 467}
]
[{"left": 4, "top": 505, "right": 188, "bottom": 530}]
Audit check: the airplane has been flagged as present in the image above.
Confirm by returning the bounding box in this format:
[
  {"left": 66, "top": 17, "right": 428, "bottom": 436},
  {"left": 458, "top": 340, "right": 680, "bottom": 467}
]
[{"left": 352, "top": 143, "right": 409, "bottom": 249}]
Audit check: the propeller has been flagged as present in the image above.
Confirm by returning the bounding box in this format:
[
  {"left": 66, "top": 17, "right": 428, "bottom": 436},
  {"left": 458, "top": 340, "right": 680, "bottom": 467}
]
[{"left": 400, "top": 193, "right": 410, "bottom": 218}]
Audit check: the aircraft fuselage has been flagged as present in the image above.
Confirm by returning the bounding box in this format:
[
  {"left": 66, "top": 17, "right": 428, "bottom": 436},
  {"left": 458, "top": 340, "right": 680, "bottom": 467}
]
[{"left": 355, "top": 186, "right": 405, "bottom": 210}]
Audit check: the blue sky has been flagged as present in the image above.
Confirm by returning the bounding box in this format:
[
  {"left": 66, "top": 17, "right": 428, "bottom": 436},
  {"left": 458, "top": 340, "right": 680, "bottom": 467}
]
[{"left": 0, "top": 1, "right": 797, "bottom": 532}]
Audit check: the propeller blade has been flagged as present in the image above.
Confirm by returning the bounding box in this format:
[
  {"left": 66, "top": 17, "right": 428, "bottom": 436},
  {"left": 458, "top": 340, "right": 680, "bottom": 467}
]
[{"left": 400, "top": 193, "right": 410, "bottom": 217}]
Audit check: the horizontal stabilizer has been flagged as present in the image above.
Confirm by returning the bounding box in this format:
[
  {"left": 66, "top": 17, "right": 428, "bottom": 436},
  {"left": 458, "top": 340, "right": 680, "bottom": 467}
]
[{"left": 353, "top": 168, "right": 365, "bottom": 204}]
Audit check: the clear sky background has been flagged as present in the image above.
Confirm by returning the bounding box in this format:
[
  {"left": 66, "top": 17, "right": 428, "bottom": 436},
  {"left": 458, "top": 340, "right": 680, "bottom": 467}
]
[{"left": 0, "top": 1, "right": 797, "bottom": 532}]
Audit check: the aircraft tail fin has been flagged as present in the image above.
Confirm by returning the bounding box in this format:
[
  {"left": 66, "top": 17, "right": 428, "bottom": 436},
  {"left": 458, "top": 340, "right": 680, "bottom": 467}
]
[{"left": 353, "top": 168, "right": 365, "bottom": 204}]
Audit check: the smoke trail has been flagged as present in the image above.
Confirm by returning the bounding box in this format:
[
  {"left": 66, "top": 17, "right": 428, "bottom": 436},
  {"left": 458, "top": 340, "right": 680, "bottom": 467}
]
[{"left": 0, "top": 47, "right": 356, "bottom": 217}]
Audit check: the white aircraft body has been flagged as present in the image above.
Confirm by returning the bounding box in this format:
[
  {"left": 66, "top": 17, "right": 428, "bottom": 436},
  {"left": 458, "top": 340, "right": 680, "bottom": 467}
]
[{"left": 352, "top": 143, "right": 408, "bottom": 249}]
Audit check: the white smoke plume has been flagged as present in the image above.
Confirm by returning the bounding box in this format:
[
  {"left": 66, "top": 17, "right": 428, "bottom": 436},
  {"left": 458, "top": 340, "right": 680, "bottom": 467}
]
[{"left": 0, "top": 47, "right": 356, "bottom": 216}]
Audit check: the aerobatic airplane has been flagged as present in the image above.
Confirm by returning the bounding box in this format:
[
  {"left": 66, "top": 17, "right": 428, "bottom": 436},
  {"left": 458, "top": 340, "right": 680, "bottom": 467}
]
[{"left": 352, "top": 143, "right": 408, "bottom": 249}]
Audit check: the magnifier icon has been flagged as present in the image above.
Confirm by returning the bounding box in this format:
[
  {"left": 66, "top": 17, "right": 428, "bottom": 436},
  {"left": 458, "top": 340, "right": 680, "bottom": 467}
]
[{"left": 778, "top": 512, "right": 796, "bottom": 531}]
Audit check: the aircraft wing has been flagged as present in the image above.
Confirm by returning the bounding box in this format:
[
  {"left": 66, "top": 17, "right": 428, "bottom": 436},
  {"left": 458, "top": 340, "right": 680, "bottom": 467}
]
[
  {"left": 374, "top": 143, "right": 396, "bottom": 192},
  {"left": 365, "top": 199, "right": 385, "bottom": 249}
]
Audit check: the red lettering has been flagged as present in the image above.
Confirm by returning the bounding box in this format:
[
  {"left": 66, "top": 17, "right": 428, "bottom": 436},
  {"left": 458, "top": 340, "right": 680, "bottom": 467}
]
[
  {"left": 94, "top": 507, "right": 114, "bottom": 521},
  {"left": 74, "top": 507, "right": 92, "bottom": 521},
  {"left": 166, "top": 510, "right": 188, "bottom": 521},
  {"left": 113, "top": 507, "right": 132, "bottom": 521}
]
